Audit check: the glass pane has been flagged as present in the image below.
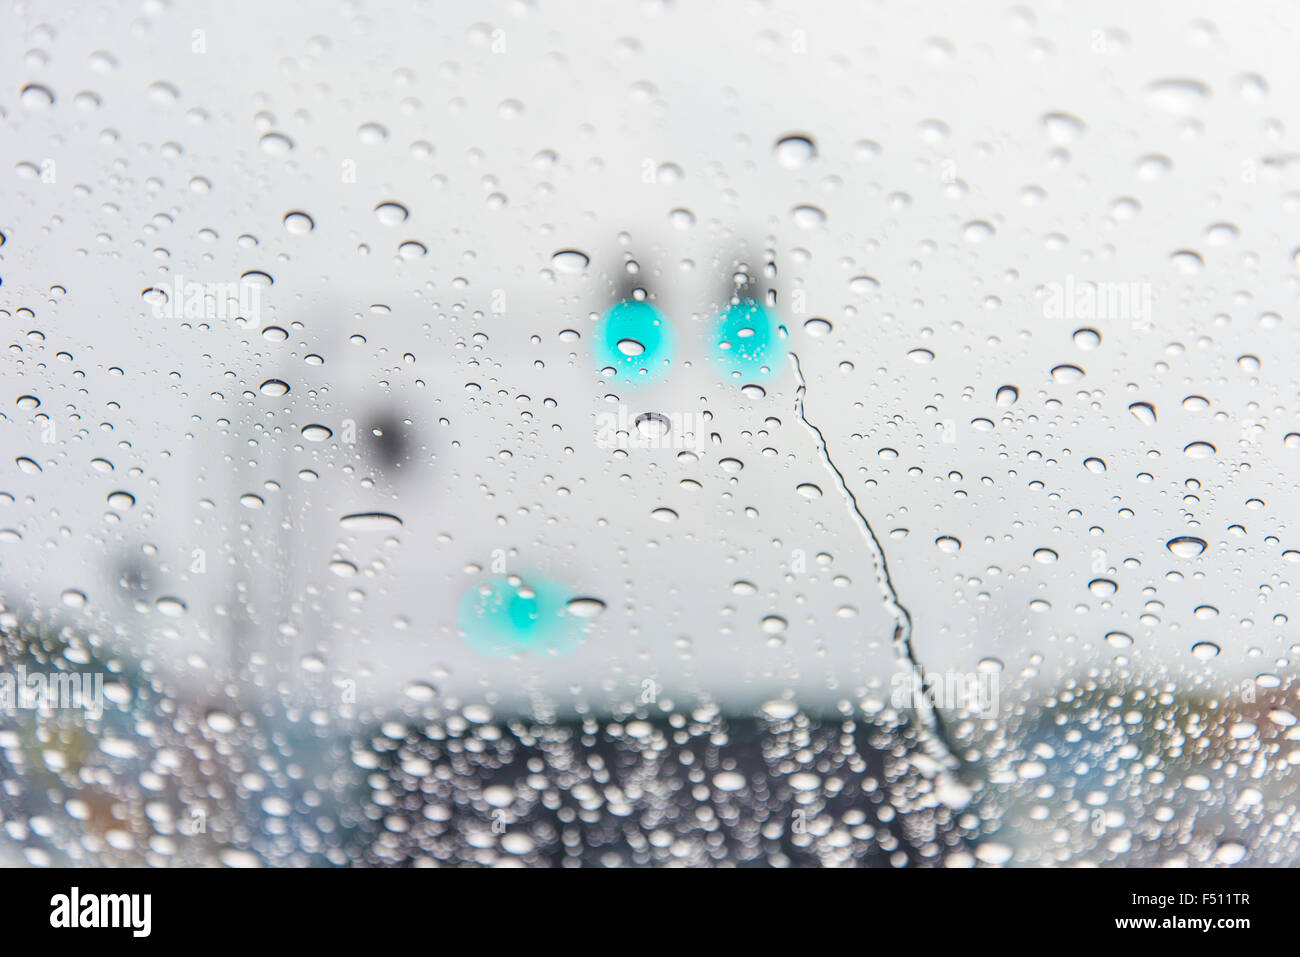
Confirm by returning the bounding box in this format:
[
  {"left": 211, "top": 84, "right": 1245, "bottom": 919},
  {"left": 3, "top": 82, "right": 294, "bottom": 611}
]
[{"left": 2, "top": 0, "right": 1295, "bottom": 868}]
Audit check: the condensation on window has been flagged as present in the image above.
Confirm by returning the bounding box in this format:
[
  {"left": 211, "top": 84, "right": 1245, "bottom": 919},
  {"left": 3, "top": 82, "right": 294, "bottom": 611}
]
[{"left": 0, "top": 1, "right": 1297, "bottom": 867}]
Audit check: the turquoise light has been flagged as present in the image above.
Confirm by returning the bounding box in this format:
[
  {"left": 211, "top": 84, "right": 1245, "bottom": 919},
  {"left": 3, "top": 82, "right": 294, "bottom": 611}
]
[
  {"left": 593, "top": 299, "right": 673, "bottom": 385},
  {"left": 459, "top": 575, "right": 583, "bottom": 658},
  {"left": 711, "top": 298, "right": 781, "bottom": 382}
]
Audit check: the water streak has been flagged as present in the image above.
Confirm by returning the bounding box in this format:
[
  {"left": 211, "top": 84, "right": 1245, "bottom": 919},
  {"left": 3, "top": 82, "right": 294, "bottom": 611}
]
[{"left": 789, "top": 352, "right": 958, "bottom": 770}]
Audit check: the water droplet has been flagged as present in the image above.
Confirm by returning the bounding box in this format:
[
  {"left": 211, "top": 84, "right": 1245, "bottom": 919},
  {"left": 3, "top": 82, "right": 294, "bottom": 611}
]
[
  {"left": 761, "top": 699, "right": 799, "bottom": 720},
  {"left": 774, "top": 133, "right": 817, "bottom": 169},
  {"left": 713, "top": 771, "right": 746, "bottom": 792},
  {"left": 146, "top": 81, "right": 179, "bottom": 107},
  {"left": 552, "top": 249, "right": 589, "bottom": 273},
  {"left": 974, "top": 843, "right": 1013, "bottom": 865},
  {"left": 204, "top": 710, "right": 236, "bottom": 733},
  {"left": 634, "top": 412, "right": 670, "bottom": 440},
  {"left": 566, "top": 596, "right": 607, "bottom": 618},
  {"left": 791, "top": 205, "right": 826, "bottom": 229},
  {"left": 1170, "top": 250, "right": 1204, "bottom": 274},
  {"left": 1166, "top": 536, "right": 1207, "bottom": 558},
  {"left": 81, "top": 45, "right": 119, "bottom": 73},
  {"left": 403, "top": 682, "right": 437, "bottom": 702},
  {"left": 155, "top": 596, "right": 187, "bottom": 617},
  {"left": 259, "top": 131, "right": 294, "bottom": 156},
  {"left": 20, "top": 83, "right": 54, "bottom": 109},
  {"left": 1128, "top": 402, "right": 1156, "bottom": 425},
  {"left": 1042, "top": 111, "right": 1085, "bottom": 144},
  {"left": 283, "top": 211, "right": 315, "bottom": 234},
  {"left": 339, "top": 512, "right": 403, "bottom": 531},
  {"left": 1136, "top": 154, "right": 1173, "bottom": 181},
  {"left": 843, "top": 279, "right": 879, "bottom": 304},
  {"left": 1205, "top": 222, "right": 1238, "bottom": 246},
  {"left": 374, "top": 202, "right": 409, "bottom": 225},
  {"left": 1146, "top": 78, "right": 1210, "bottom": 114},
  {"left": 106, "top": 490, "right": 135, "bottom": 509},
  {"left": 357, "top": 122, "right": 389, "bottom": 144},
  {"left": 1072, "top": 327, "right": 1101, "bottom": 349},
  {"left": 669, "top": 208, "right": 696, "bottom": 229}
]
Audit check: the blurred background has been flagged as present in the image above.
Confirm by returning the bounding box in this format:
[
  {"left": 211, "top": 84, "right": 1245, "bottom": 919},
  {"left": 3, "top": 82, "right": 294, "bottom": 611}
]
[{"left": 1, "top": 0, "right": 1297, "bottom": 866}]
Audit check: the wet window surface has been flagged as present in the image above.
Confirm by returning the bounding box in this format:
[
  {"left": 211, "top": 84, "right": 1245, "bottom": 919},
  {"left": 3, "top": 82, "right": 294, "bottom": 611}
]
[{"left": 1, "top": 1, "right": 1298, "bottom": 867}]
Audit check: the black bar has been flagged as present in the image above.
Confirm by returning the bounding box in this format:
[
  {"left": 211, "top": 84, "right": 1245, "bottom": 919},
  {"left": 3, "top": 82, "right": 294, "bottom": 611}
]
[{"left": 4, "top": 866, "right": 1278, "bottom": 943}]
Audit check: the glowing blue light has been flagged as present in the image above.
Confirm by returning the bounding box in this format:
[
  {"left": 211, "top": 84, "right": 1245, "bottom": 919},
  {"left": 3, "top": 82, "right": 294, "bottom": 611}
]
[
  {"left": 593, "top": 299, "right": 674, "bottom": 385},
  {"left": 459, "top": 575, "right": 584, "bottom": 658},
  {"left": 710, "top": 298, "right": 781, "bottom": 382}
]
